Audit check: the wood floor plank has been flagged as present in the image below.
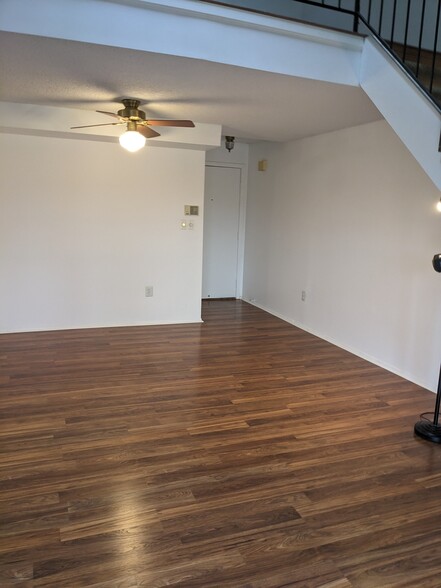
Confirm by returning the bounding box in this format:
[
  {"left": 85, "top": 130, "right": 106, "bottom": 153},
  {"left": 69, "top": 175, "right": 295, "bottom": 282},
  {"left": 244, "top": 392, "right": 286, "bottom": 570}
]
[{"left": 1, "top": 300, "right": 440, "bottom": 586}]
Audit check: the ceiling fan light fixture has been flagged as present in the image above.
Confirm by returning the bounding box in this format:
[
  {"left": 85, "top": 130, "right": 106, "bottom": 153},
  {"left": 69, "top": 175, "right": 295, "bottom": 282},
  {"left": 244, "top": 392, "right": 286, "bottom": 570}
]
[
  {"left": 71, "top": 99, "right": 195, "bottom": 151},
  {"left": 119, "top": 129, "right": 146, "bottom": 153}
]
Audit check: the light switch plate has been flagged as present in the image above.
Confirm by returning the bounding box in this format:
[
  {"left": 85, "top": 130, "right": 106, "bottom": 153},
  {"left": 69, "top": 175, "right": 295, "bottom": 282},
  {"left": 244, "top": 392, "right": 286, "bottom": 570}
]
[{"left": 184, "top": 205, "right": 199, "bottom": 216}]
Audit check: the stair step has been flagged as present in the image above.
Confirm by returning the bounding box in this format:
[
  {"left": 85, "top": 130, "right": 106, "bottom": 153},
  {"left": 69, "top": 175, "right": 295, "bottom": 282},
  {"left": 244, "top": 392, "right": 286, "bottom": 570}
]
[
  {"left": 404, "top": 60, "right": 440, "bottom": 77},
  {"left": 392, "top": 43, "right": 440, "bottom": 63}
]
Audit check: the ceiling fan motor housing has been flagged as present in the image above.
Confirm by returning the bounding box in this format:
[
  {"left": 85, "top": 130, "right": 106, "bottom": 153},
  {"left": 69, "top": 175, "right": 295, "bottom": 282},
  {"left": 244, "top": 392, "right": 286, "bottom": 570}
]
[
  {"left": 118, "top": 99, "right": 146, "bottom": 121},
  {"left": 70, "top": 99, "right": 194, "bottom": 138}
]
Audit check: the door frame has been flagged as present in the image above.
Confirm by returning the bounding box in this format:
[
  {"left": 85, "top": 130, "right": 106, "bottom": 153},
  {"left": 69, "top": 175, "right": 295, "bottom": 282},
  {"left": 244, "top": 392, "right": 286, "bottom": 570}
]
[{"left": 204, "top": 162, "right": 248, "bottom": 299}]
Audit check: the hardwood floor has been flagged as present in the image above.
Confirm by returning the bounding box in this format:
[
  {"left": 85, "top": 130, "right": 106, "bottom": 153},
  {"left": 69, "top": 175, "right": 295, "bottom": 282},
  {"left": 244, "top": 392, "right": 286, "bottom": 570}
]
[{"left": 1, "top": 299, "right": 441, "bottom": 587}]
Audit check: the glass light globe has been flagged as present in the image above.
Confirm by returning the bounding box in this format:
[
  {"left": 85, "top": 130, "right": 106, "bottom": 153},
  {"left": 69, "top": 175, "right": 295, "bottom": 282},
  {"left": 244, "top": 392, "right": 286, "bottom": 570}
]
[
  {"left": 437, "top": 199, "right": 441, "bottom": 212},
  {"left": 119, "top": 130, "right": 146, "bottom": 152}
]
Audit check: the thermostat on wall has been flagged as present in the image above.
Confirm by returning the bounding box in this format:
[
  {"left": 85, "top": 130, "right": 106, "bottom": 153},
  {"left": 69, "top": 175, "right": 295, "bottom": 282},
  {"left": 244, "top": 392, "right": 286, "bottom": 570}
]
[{"left": 184, "top": 205, "right": 199, "bottom": 216}]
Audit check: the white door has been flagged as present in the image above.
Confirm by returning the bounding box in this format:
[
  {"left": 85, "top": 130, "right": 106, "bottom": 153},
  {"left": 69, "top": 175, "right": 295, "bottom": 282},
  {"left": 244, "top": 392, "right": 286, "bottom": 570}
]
[{"left": 202, "top": 165, "right": 241, "bottom": 298}]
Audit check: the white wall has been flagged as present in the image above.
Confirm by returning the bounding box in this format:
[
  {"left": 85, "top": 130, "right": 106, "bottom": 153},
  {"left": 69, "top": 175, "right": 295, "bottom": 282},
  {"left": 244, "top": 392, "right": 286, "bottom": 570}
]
[
  {"left": 0, "top": 133, "right": 205, "bottom": 332},
  {"left": 244, "top": 119, "right": 441, "bottom": 391}
]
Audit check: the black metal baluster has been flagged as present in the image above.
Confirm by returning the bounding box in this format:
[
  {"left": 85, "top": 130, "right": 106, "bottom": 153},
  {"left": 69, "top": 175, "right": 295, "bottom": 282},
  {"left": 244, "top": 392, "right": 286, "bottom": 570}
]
[
  {"left": 367, "top": 0, "right": 372, "bottom": 25},
  {"left": 353, "top": 0, "right": 360, "bottom": 32},
  {"left": 430, "top": 0, "right": 441, "bottom": 93},
  {"left": 416, "top": 0, "right": 427, "bottom": 77},
  {"left": 378, "top": 0, "right": 384, "bottom": 36},
  {"left": 390, "top": 0, "right": 398, "bottom": 51},
  {"left": 403, "top": 0, "right": 412, "bottom": 63}
]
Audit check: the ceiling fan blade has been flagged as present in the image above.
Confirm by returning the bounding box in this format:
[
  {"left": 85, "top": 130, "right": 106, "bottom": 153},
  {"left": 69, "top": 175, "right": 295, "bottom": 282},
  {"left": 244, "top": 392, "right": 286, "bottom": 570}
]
[
  {"left": 96, "top": 110, "right": 121, "bottom": 119},
  {"left": 146, "top": 119, "right": 195, "bottom": 127},
  {"left": 137, "top": 124, "right": 161, "bottom": 139},
  {"left": 70, "top": 122, "right": 124, "bottom": 129}
]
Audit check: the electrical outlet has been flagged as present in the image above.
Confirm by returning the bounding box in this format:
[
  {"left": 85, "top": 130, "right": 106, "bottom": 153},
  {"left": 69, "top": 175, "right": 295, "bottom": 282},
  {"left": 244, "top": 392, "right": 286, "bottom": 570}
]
[
  {"left": 301, "top": 290, "right": 306, "bottom": 301},
  {"left": 145, "top": 286, "right": 153, "bottom": 297}
]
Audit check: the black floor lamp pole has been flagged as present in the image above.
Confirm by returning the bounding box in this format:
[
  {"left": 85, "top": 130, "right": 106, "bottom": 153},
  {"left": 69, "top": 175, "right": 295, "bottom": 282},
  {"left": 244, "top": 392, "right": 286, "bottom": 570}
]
[
  {"left": 433, "top": 363, "right": 441, "bottom": 424},
  {"left": 414, "top": 253, "right": 441, "bottom": 444},
  {"left": 414, "top": 364, "right": 441, "bottom": 443}
]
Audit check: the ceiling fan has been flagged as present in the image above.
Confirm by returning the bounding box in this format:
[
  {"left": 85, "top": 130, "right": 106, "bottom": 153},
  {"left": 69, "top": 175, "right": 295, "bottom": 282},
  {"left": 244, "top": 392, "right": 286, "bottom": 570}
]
[{"left": 70, "top": 98, "right": 195, "bottom": 152}]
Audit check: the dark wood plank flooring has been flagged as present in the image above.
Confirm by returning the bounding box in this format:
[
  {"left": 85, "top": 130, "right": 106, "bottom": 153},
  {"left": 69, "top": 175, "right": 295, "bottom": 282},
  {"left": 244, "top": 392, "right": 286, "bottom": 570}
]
[{"left": 1, "top": 300, "right": 440, "bottom": 587}]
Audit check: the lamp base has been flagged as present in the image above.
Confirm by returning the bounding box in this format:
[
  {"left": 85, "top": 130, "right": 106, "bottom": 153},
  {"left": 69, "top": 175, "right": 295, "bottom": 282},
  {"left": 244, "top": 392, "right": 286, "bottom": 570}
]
[{"left": 414, "top": 420, "right": 441, "bottom": 443}]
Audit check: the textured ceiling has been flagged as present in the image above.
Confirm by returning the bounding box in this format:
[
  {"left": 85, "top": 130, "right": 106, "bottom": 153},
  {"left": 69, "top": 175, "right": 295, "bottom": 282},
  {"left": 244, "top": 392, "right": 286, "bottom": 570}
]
[{"left": 0, "top": 31, "right": 382, "bottom": 142}]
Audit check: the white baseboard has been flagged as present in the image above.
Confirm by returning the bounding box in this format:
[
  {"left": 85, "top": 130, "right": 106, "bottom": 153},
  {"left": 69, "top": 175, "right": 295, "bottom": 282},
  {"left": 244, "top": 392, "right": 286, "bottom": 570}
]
[{"left": 245, "top": 299, "right": 434, "bottom": 393}]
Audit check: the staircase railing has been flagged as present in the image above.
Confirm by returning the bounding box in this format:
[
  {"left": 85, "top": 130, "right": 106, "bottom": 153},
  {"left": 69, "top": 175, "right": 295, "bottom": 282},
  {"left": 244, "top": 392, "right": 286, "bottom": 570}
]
[
  {"left": 198, "top": 0, "right": 441, "bottom": 114},
  {"left": 357, "top": 0, "right": 441, "bottom": 112}
]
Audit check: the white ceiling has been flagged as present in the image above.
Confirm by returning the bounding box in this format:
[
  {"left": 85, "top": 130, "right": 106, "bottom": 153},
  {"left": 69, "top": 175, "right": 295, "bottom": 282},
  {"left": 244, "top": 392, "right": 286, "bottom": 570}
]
[{"left": 0, "top": 31, "right": 382, "bottom": 143}]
